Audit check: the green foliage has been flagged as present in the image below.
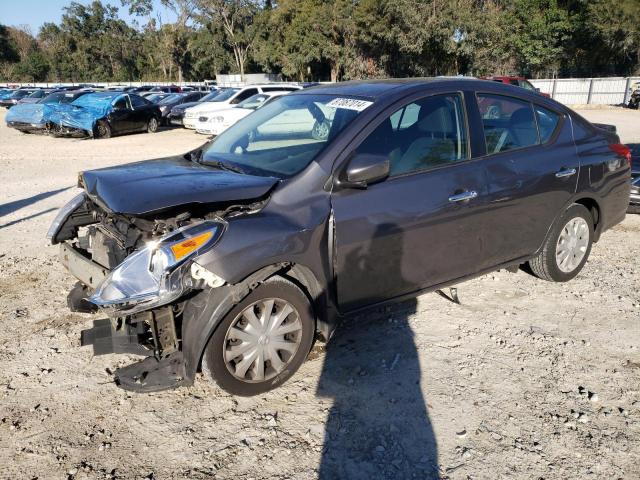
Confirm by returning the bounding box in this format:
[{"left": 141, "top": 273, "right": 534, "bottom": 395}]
[
  {"left": 14, "top": 51, "right": 50, "bottom": 81},
  {"left": 1, "top": 0, "right": 640, "bottom": 82}
]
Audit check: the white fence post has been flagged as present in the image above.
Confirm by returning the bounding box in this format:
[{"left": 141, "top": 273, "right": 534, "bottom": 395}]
[{"left": 623, "top": 77, "right": 631, "bottom": 105}]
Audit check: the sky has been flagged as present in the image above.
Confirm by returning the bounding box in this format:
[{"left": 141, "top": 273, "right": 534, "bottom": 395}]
[{"left": 0, "top": 0, "right": 177, "bottom": 34}]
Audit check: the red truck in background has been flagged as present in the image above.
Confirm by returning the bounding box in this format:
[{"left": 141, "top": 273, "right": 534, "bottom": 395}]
[{"left": 483, "top": 76, "right": 551, "bottom": 98}]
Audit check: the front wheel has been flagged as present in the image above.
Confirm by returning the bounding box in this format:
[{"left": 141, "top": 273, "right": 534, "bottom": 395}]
[
  {"left": 528, "top": 204, "right": 594, "bottom": 282},
  {"left": 202, "top": 277, "right": 315, "bottom": 396}
]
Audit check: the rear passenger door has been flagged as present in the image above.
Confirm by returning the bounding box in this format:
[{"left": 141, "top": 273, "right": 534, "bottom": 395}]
[
  {"left": 110, "top": 95, "right": 134, "bottom": 133},
  {"left": 129, "top": 94, "right": 153, "bottom": 130},
  {"left": 332, "top": 93, "right": 488, "bottom": 311},
  {"left": 473, "top": 93, "right": 580, "bottom": 267}
]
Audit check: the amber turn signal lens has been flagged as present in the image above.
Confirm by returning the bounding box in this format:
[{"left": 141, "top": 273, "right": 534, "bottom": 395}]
[{"left": 170, "top": 231, "right": 214, "bottom": 261}]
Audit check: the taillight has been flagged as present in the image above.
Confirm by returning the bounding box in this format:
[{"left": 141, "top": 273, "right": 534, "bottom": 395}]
[{"left": 609, "top": 143, "right": 632, "bottom": 167}]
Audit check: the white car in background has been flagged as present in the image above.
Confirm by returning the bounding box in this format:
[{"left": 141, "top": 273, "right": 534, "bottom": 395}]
[
  {"left": 195, "top": 91, "right": 290, "bottom": 136},
  {"left": 183, "top": 84, "right": 302, "bottom": 129}
]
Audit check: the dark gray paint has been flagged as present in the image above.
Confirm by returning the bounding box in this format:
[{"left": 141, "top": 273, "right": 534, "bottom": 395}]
[{"left": 71, "top": 78, "right": 631, "bottom": 381}]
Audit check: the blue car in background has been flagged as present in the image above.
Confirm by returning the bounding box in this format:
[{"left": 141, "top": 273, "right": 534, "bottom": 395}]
[
  {"left": 0, "top": 88, "right": 39, "bottom": 108},
  {"left": 48, "top": 91, "right": 161, "bottom": 138},
  {"left": 6, "top": 90, "right": 93, "bottom": 134}
]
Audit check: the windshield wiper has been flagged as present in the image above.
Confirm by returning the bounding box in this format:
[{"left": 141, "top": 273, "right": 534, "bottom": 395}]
[{"left": 201, "top": 158, "right": 245, "bottom": 174}]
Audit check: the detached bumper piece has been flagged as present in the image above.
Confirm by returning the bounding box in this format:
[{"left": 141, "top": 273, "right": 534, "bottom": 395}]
[
  {"left": 80, "top": 307, "right": 191, "bottom": 392},
  {"left": 114, "top": 352, "right": 190, "bottom": 393}
]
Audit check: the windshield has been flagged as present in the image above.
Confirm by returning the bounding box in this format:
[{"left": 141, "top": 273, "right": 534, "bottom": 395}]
[
  {"left": 28, "top": 90, "right": 46, "bottom": 98},
  {"left": 11, "top": 90, "right": 32, "bottom": 99},
  {"left": 202, "top": 94, "right": 372, "bottom": 178},
  {"left": 41, "top": 92, "right": 67, "bottom": 103},
  {"left": 158, "top": 93, "right": 183, "bottom": 105},
  {"left": 199, "top": 90, "right": 221, "bottom": 102},
  {"left": 206, "top": 88, "right": 239, "bottom": 102},
  {"left": 146, "top": 93, "right": 169, "bottom": 103},
  {"left": 237, "top": 93, "right": 271, "bottom": 110}
]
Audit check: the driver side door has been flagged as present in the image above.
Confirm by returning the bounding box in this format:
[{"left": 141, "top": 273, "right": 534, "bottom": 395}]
[{"left": 331, "top": 93, "right": 488, "bottom": 311}]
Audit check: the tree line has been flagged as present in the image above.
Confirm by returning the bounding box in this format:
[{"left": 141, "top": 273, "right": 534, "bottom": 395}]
[{"left": 1, "top": 0, "right": 639, "bottom": 83}]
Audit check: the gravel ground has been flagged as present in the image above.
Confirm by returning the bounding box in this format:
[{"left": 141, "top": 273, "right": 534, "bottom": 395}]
[{"left": 0, "top": 108, "right": 639, "bottom": 480}]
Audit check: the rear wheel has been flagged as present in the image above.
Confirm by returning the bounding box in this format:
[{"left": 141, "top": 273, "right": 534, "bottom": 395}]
[
  {"left": 202, "top": 277, "right": 315, "bottom": 396},
  {"left": 528, "top": 204, "right": 593, "bottom": 282},
  {"left": 147, "top": 116, "right": 159, "bottom": 133},
  {"left": 94, "top": 120, "right": 111, "bottom": 139}
]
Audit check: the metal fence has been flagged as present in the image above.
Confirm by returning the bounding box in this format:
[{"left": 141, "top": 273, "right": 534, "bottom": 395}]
[{"left": 530, "top": 77, "right": 640, "bottom": 105}]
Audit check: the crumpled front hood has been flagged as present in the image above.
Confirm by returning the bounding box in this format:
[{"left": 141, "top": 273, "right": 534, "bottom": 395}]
[{"left": 80, "top": 156, "right": 279, "bottom": 216}]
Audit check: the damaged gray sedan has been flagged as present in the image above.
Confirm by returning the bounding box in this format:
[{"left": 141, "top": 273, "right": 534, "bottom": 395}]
[{"left": 48, "top": 79, "right": 631, "bottom": 396}]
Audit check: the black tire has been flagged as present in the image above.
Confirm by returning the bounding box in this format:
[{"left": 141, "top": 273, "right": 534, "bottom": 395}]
[
  {"left": 628, "top": 204, "right": 640, "bottom": 214},
  {"left": 147, "top": 116, "right": 159, "bottom": 133},
  {"left": 94, "top": 120, "right": 111, "bottom": 139},
  {"left": 528, "top": 204, "right": 594, "bottom": 282},
  {"left": 202, "top": 276, "right": 315, "bottom": 396}
]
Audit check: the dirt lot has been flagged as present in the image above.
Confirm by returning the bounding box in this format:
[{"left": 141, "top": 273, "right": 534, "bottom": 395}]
[{"left": 0, "top": 107, "right": 639, "bottom": 480}]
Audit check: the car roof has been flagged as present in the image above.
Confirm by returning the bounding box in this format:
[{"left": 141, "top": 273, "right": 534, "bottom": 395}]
[{"left": 294, "top": 78, "right": 492, "bottom": 100}]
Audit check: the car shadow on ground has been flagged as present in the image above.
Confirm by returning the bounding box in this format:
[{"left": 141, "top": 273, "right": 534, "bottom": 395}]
[
  {"left": 316, "top": 223, "right": 439, "bottom": 479},
  {"left": 0, "top": 186, "right": 70, "bottom": 218}
]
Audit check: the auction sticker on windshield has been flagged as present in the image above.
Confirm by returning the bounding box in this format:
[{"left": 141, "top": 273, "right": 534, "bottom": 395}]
[{"left": 326, "top": 98, "right": 373, "bottom": 112}]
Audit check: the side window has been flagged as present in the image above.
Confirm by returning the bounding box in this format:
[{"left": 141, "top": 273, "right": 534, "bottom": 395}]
[
  {"left": 231, "top": 88, "right": 258, "bottom": 104},
  {"left": 354, "top": 93, "right": 469, "bottom": 177},
  {"left": 113, "top": 97, "right": 129, "bottom": 110},
  {"left": 534, "top": 105, "right": 560, "bottom": 143},
  {"left": 509, "top": 79, "right": 519, "bottom": 86},
  {"left": 477, "top": 94, "right": 539, "bottom": 154},
  {"left": 130, "top": 95, "right": 149, "bottom": 108}
]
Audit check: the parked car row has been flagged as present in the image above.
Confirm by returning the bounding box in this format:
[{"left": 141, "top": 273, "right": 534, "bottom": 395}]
[
  {"left": 2, "top": 83, "right": 310, "bottom": 140},
  {"left": 169, "top": 84, "right": 305, "bottom": 137},
  {"left": 5, "top": 90, "right": 161, "bottom": 138}
]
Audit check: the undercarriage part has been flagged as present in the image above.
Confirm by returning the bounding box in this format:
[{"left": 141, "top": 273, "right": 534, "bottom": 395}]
[
  {"left": 67, "top": 281, "right": 98, "bottom": 313},
  {"left": 114, "top": 351, "right": 190, "bottom": 393},
  {"left": 134, "top": 307, "right": 179, "bottom": 356},
  {"left": 60, "top": 242, "right": 109, "bottom": 289},
  {"left": 81, "top": 318, "right": 152, "bottom": 356}
]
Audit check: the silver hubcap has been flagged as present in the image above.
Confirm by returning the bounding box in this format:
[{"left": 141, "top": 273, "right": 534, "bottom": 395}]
[
  {"left": 149, "top": 118, "right": 157, "bottom": 131},
  {"left": 224, "top": 298, "right": 302, "bottom": 383},
  {"left": 556, "top": 217, "right": 589, "bottom": 273}
]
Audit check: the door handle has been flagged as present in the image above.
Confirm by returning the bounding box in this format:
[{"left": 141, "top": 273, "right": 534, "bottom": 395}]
[
  {"left": 448, "top": 190, "right": 478, "bottom": 203},
  {"left": 555, "top": 168, "right": 577, "bottom": 178}
]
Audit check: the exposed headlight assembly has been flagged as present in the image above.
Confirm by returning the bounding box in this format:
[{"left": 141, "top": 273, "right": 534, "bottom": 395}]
[{"left": 90, "top": 221, "right": 225, "bottom": 314}]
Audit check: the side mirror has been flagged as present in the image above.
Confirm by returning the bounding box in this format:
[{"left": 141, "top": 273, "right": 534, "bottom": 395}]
[
  {"left": 535, "top": 87, "right": 541, "bottom": 93},
  {"left": 341, "top": 153, "right": 390, "bottom": 189}
]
